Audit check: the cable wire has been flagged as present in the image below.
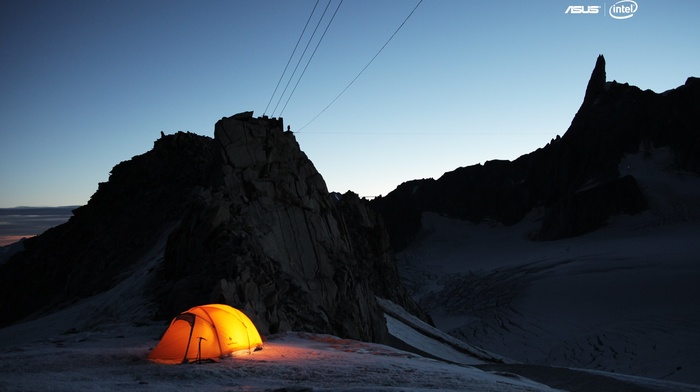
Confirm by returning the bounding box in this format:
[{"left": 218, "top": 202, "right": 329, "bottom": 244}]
[
  {"left": 271, "top": 0, "right": 334, "bottom": 117},
  {"left": 298, "top": 0, "right": 423, "bottom": 131},
  {"left": 264, "top": 0, "right": 320, "bottom": 116},
  {"left": 279, "top": 0, "right": 343, "bottom": 116}
]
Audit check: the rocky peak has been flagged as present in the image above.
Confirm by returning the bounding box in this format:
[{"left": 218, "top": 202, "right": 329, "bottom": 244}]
[
  {"left": 582, "top": 54, "right": 607, "bottom": 106},
  {"left": 0, "top": 112, "right": 426, "bottom": 344},
  {"left": 373, "top": 56, "right": 700, "bottom": 247},
  {"left": 158, "top": 113, "right": 425, "bottom": 342}
]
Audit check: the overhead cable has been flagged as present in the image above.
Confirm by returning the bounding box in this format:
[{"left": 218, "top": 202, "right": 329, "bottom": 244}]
[
  {"left": 264, "top": 0, "right": 320, "bottom": 116},
  {"left": 279, "top": 0, "right": 343, "bottom": 116},
  {"left": 298, "top": 0, "right": 423, "bottom": 131},
  {"left": 271, "top": 0, "right": 335, "bottom": 117}
]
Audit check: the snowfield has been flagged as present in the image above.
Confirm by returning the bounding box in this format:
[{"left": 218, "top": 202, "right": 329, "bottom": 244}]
[
  {"left": 0, "top": 325, "right": 554, "bottom": 392},
  {"left": 397, "top": 149, "right": 700, "bottom": 387},
  {"left": 3, "top": 304, "right": 698, "bottom": 392},
  {"left": 0, "top": 226, "right": 552, "bottom": 392},
  {"left": 1, "top": 295, "right": 698, "bottom": 392},
  {"left": 0, "top": 297, "right": 553, "bottom": 392}
]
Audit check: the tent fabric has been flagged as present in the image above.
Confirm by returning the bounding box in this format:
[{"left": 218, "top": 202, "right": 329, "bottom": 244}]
[{"left": 148, "top": 304, "right": 263, "bottom": 364}]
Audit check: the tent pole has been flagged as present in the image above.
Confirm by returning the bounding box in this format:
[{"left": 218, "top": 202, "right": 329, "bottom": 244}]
[
  {"left": 197, "top": 337, "right": 207, "bottom": 364},
  {"left": 176, "top": 313, "right": 196, "bottom": 364}
]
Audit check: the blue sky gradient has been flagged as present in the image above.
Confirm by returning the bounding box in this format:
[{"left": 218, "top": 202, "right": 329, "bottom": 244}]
[{"left": 1, "top": 0, "right": 698, "bottom": 207}]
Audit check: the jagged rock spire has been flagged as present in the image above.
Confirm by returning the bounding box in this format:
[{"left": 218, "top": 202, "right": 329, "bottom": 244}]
[
  {"left": 374, "top": 55, "right": 700, "bottom": 245},
  {"left": 583, "top": 54, "right": 606, "bottom": 105}
]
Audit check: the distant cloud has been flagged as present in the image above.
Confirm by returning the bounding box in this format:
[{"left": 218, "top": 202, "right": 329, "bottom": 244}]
[
  {"left": 0, "top": 235, "right": 32, "bottom": 247},
  {"left": 0, "top": 207, "right": 75, "bottom": 246}
]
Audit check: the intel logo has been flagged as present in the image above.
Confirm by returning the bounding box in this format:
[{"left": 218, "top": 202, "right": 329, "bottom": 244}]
[{"left": 609, "top": 0, "right": 638, "bottom": 19}]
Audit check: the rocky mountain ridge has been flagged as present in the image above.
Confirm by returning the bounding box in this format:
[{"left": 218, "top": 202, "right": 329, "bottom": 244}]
[
  {"left": 0, "top": 112, "right": 426, "bottom": 344},
  {"left": 1, "top": 55, "right": 697, "bottom": 350},
  {"left": 372, "top": 55, "right": 700, "bottom": 249}
]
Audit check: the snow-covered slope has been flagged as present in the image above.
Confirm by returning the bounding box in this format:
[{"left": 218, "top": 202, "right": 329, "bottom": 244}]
[
  {"left": 397, "top": 148, "right": 700, "bottom": 386},
  {"left": 2, "top": 295, "right": 697, "bottom": 392},
  {"left": 0, "top": 231, "right": 553, "bottom": 391},
  {"left": 0, "top": 323, "right": 557, "bottom": 392},
  {"left": 0, "top": 229, "right": 696, "bottom": 392}
]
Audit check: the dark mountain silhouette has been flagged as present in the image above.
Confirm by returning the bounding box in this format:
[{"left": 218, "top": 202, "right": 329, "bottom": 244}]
[
  {"left": 1, "top": 55, "right": 697, "bottom": 351},
  {"left": 371, "top": 55, "right": 700, "bottom": 249},
  {"left": 0, "top": 113, "right": 427, "bottom": 343},
  {"left": 0, "top": 131, "right": 216, "bottom": 324}
]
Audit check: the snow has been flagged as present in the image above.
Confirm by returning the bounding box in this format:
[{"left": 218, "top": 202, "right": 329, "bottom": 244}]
[
  {"left": 0, "top": 325, "right": 557, "bottom": 392},
  {"left": 384, "top": 313, "right": 484, "bottom": 366},
  {"left": 397, "top": 148, "right": 700, "bottom": 386},
  {"left": 378, "top": 297, "right": 509, "bottom": 365},
  {"left": 0, "top": 228, "right": 554, "bottom": 391},
  {"left": 1, "top": 148, "right": 699, "bottom": 391}
]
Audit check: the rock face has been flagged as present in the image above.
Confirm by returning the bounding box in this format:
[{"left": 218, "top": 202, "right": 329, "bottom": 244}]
[
  {"left": 373, "top": 55, "right": 700, "bottom": 247},
  {"left": 0, "top": 113, "right": 426, "bottom": 344},
  {"left": 157, "top": 114, "right": 426, "bottom": 341}
]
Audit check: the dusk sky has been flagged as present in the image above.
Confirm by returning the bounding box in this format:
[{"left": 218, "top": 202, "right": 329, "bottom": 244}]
[{"left": 1, "top": 0, "right": 698, "bottom": 208}]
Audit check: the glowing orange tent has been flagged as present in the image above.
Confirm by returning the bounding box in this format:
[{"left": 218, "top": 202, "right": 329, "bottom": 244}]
[{"left": 148, "top": 304, "right": 263, "bottom": 364}]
